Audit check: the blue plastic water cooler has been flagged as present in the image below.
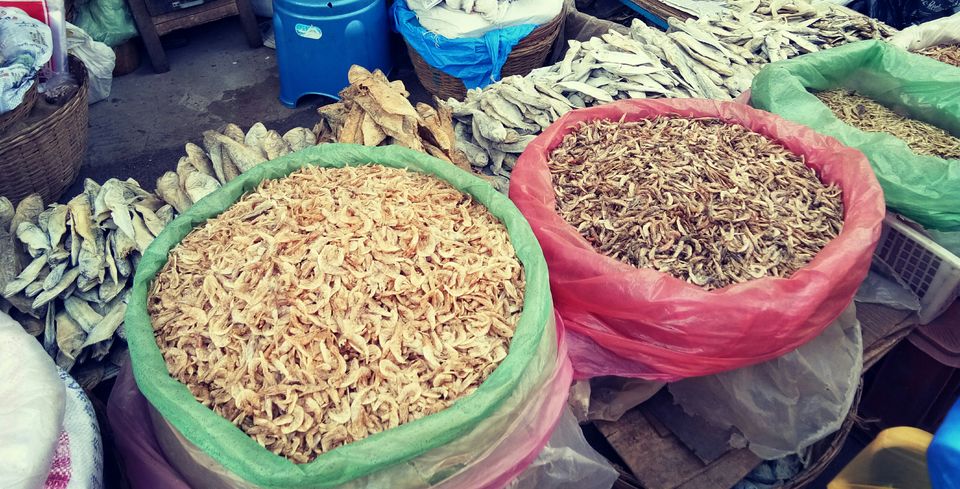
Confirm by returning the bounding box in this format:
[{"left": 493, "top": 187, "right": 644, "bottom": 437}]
[{"left": 272, "top": 0, "right": 392, "bottom": 107}]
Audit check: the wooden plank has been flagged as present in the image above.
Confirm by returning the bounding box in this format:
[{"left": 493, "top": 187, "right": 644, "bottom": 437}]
[
  {"left": 155, "top": 0, "right": 239, "bottom": 36},
  {"left": 596, "top": 407, "right": 759, "bottom": 489},
  {"left": 675, "top": 449, "right": 759, "bottom": 489},
  {"left": 126, "top": 0, "right": 169, "bottom": 72},
  {"left": 235, "top": 0, "right": 262, "bottom": 48}
]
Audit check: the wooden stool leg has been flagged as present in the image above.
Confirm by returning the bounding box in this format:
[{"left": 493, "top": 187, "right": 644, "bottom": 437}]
[
  {"left": 127, "top": 0, "right": 170, "bottom": 73},
  {"left": 236, "top": 0, "right": 263, "bottom": 48}
]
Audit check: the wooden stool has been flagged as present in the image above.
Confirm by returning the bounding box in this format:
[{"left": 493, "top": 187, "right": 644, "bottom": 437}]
[{"left": 127, "top": 0, "right": 262, "bottom": 73}]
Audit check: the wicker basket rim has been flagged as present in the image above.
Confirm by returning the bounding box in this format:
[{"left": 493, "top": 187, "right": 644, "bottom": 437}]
[{"left": 0, "top": 59, "right": 89, "bottom": 148}]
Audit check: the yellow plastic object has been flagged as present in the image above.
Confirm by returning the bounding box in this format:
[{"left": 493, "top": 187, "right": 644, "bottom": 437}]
[{"left": 829, "top": 427, "right": 933, "bottom": 489}]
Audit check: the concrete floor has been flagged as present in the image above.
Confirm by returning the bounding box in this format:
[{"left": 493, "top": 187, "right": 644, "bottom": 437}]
[{"left": 77, "top": 17, "right": 427, "bottom": 198}]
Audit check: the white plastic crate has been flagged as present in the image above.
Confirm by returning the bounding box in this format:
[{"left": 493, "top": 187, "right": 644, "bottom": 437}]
[{"left": 873, "top": 213, "right": 960, "bottom": 325}]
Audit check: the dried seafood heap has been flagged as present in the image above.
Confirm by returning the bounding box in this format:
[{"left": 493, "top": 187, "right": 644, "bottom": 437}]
[
  {"left": 149, "top": 165, "right": 525, "bottom": 463},
  {"left": 548, "top": 117, "right": 843, "bottom": 289},
  {"left": 816, "top": 89, "right": 960, "bottom": 160},
  {"left": 916, "top": 43, "right": 960, "bottom": 67},
  {"left": 157, "top": 122, "right": 317, "bottom": 213},
  {"left": 450, "top": 0, "right": 895, "bottom": 181},
  {"left": 0, "top": 121, "right": 318, "bottom": 387},
  {"left": 316, "top": 66, "right": 470, "bottom": 171}
]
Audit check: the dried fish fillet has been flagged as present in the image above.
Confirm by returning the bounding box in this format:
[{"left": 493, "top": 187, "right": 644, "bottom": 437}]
[
  {"left": 150, "top": 165, "right": 524, "bottom": 463},
  {"left": 916, "top": 43, "right": 960, "bottom": 67},
  {"left": 548, "top": 117, "right": 843, "bottom": 290}
]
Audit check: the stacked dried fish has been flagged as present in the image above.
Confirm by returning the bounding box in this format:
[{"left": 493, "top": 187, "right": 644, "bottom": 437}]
[
  {"left": 816, "top": 89, "right": 960, "bottom": 160},
  {"left": 150, "top": 165, "right": 525, "bottom": 462},
  {"left": 1, "top": 180, "right": 165, "bottom": 384},
  {"left": 0, "top": 121, "right": 318, "bottom": 387},
  {"left": 440, "top": 0, "right": 512, "bottom": 16},
  {"left": 916, "top": 43, "right": 960, "bottom": 67},
  {"left": 157, "top": 122, "right": 317, "bottom": 213},
  {"left": 548, "top": 117, "right": 843, "bottom": 290},
  {"left": 316, "top": 66, "right": 471, "bottom": 172}
]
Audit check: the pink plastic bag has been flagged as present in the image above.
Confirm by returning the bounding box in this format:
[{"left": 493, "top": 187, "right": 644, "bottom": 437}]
[
  {"left": 509, "top": 99, "right": 885, "bottom": 381},
  {"left": 108, "top": 326, "right": 576, "bottom": 489}
]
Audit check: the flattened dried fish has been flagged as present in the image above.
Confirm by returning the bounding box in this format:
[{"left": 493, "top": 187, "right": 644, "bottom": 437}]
[
  {"left": 156, "top": 172, "right": 192, "bottom": 214},
  {"left": 0, "top": 197, "right": 13, "bottom": 232},
  {"left": 32, "top": 268, "right": 80, "bottom": 310},
  {"left": 282, "top": 127, "right": 317, "bottom": 152},
  {"left": 3, "top": 254, "right": 48, "bottom": 297},
  {"left": 10, "top": 194, "right": 43, "bottom": 237}
]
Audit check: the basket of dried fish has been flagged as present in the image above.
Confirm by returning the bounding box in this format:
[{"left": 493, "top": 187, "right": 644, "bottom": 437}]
[
  {"left": 509, "top": 98, "right": 886, "bottom": 381},
  {"left": 887, "top": 12, "right": 960, "bottom": 67},
  {"left": 0, "top": 57, "right": 88, "bottom": 205},
  {"left": 750, "top": 39, "right": 960, "bottom": 231},
  {"left": 395, "top": 0, "right": 563, "bottom": 100},
  {"left": 123, "top": 144, "right": 578, "bottom": 488}
]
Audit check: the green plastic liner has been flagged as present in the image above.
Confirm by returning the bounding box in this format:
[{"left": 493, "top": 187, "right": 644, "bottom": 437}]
[
  {"left": 751, "top": 40, "right": 960, "bottom": 231},
  {"left": 125, "top": 144, "right": 553, "bottom": 488}
]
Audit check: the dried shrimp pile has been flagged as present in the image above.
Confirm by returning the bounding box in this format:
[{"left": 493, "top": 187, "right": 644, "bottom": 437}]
[
  {"left": 148, "top": 165, "right": 525, "bottom": 463},
  {"left": 917, "top": 43, "right": 960, "bottom": 67},
  {"left": 548, "top": 117, "right": 843, "bottom": 290},
  {"left": 816, "top": 89, "right": 960, "bottom": 159}
]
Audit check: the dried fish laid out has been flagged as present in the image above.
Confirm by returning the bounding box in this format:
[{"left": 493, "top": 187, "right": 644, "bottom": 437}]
[
  {"left": 439, "top": 0, "right": 512, "bottom": 16},
  {"left": 316, "top": 65, "right": 471, "bottom": 171},
  {"left": 149, "top": 165, "right": 525, "bottom": 463},
  {"left": 916, "top": 43, "right": 960, "bottom": 67},
  {"left": 158, "top": 122, "right": 318, "bottom": 213},
  {"left": 547, "top": 117, "right": 844, "bottom": 290},
  {"left": 815, "top": 89, "right": 960, "bottom": 160},
  {"left": 0, "top": 181, "right": 161, "bottom": 385}
]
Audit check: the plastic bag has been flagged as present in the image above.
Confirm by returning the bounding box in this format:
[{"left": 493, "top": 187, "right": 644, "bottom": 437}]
[
  {"left": 669, "top": 302, "right": 863, "bottom": 460},
  {"left": 391, "top": 0, "right": 536, "bottom": 89},
  {"left": 750, "top": 40, "right": 960, "bottom": 231},
  {"left": 73, "top": 0, "right": 137, "bottom": 47},
  {"left": 124, "top": 144, "right": 559, "bottom": 488},
  {"left": 854, "top": 270, "right": 921, "bottom": 311},
  {"left": 508, "top": 407, "right": 619, "bottom": 489},
  {"left": 888, "top": 11, "right": 960, "bottom": 52},
  {"left": 0, "top": 311, "right": 66, "bottom": 489},
  {"left": 569, "top": 377, "right": 664, "bottom": 422},
  {"left": 66, "top": 22, "right": 115, "bottom": 104},
  {"left": 509, "top": 98, "right": 885, "bottom": 381},
  {"left": 0, "top": 7, "right": 52, "bottom": 113},
  {"left": 111, "top": 327, "right": 573, "bottom": 489}
]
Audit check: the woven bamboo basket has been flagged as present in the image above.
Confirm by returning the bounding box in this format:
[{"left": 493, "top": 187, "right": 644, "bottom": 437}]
[
  {"left": 406, "top": 7, "right": 565, "bottom": 101},
  {"left": 0, "top": 57, "right": 89, "bottom": 205},
  {"left": 0, "top": 81, "right": 39, "bottom": 135}
]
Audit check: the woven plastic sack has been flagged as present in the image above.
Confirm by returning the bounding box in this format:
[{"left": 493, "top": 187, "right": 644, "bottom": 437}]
[
  {"left": 509, "top": 98, "right": 885, "bottom": 381},
  {"left": 391, "top": 0, "right": 536, "bottom": 89},
  {"left": 45, "top": 368, "right": 104, "bottom": 489},
  {"left": 750, "top": 40, "right": 960, "bottom": 231},
  {"left": 125, "top": 144, "right": 559, "bottom": 489},
  {"left": 0, "top": 311, "right": 65, "bottom": 489}
]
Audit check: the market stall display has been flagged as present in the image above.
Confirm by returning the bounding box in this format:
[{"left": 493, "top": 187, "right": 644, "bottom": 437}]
[
  {"left": 547, "top": 116, "right": 843, "bottom": 289},
  {"left": 125, "top": 144, "right": 572, "bottom": 489},
  {"left": 750, "top": 40, "right": 960, "bottom": 232},
  {"left": 510, "top": 98, "right": 885, "bottom": 380},
  {"left": 149, "top": 164, "right": 526, "bottom": 461}
]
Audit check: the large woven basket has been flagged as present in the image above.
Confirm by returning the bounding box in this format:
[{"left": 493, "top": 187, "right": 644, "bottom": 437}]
[
  {"left": 0, "top": 58, "right": 88, "bottom": 205},
  {"left": 406, "top": 7, "right": 565, "bottom": 101},
  {"left": 0, "top": 81, "right": 39, "bottom": 135}
]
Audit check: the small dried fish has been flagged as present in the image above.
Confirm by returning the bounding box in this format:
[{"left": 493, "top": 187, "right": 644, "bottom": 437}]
[
  {"left": 916, "top": 43, "right": 960, "bottom": 67},
  {"left": 548, "top": 117, "right": 843, "bottom": 290},
  {"left": 816, "top": 89, "right": 960, "bottom": 159}
]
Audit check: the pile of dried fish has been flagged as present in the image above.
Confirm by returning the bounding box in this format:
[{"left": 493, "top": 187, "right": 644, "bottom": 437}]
[
  {"left": 157, "top": 122, "right": 317, "bottom": 214},
  {"left": 149, "top": 165, "right": 525, "bottom": 462},
  {"left": 439, "top": 0, "right": 512, "bottom": 16},
  {"left": 0, "top": 121, "right": 318, "bottom": 387},
  {"left": 548, "top": 117, "right": 843, "bottom": 290},
  {"left": 0, "top": 181, "right": 164, "bottom": 385},
  {"left": 816, "top": 89, "right": 960, "bottom": 160},
  {"left": 316, "top": 66, "right": 471, "bottom": 171},
  {"left": 916, "top": 43, "right": 960, "bottom": 67}
]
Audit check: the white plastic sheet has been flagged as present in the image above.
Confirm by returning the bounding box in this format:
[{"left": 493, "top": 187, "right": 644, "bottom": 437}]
[
  {"left": 888, "top": 12, "right": 960, "bottom": 51},
  {"left": 0, "top": 311, "right": 65, "bottom": 489},
  {"left": 669, "top": 302, "right": 863, "bottom": 460},
  {"left": 508, "top": 407, "right": 619, "bottom": 489},
  {"left": 66, "top": 22, "right": 115, "bottom": 104},
  {"left": 411, "top": 0, "right": 563, "bottom": 39}
]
